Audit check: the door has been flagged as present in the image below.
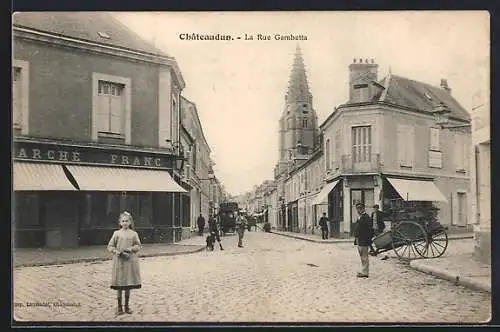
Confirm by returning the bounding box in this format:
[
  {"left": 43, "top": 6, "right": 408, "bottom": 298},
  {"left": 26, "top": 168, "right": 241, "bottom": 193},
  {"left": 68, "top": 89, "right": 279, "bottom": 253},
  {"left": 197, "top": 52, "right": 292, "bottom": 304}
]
[
  {"left": 350, "top": 189, "right": 375, "bottom": 235},
  {"left": 351, "top": 190, "right": 363, "bottom": 235},
  {"left": 457, "top": 192, "right": 467, "bottom": 226}
]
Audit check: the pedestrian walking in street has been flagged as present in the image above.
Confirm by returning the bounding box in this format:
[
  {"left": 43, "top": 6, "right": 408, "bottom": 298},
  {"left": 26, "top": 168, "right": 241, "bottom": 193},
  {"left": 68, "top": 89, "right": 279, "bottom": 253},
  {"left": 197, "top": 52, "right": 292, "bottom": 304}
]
[
  {"left": 208, "top": 215, "right": 224, "bottom": 251},
  {"left": 107, "top": 211, "right": 142, "bottom": 315},
  {"left": 235, "top": 213, "right": 247, "bottom": 248},
  {"left": 370, "top": 204, "right": 389, "bottom": 260},
  {"left": 318, "top": 212, "right": 329, "bottom": 240},
  {"left": 353, "top": 202, "right": 374, "bottom": 278},
  {"left": 197, "top": 214, "right": 206, "bottom": 236}
]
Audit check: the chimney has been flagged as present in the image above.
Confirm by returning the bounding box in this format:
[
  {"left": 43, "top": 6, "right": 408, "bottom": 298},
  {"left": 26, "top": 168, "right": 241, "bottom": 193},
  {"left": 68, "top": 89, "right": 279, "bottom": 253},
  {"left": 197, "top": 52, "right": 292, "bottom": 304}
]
[
  {"left": 440, "top": 78, "right": 451, "bottom": 93},
  {"left": 348, "top": 57, "right": 379, "bottom": 102}
]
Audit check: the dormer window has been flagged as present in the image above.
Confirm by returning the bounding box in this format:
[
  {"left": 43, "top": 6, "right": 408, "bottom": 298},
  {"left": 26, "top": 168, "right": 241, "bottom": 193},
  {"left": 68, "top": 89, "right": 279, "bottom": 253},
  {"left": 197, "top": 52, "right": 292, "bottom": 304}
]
[{"left": 353, "top": 83, "right": 369, "bottom": 102}]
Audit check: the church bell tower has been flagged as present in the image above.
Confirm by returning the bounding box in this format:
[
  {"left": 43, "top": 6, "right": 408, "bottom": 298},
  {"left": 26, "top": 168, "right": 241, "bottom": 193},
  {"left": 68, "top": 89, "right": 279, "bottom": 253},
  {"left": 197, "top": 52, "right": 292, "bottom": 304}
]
[{"left": 278, "top": 45, "right": 318, "bottom": 163}]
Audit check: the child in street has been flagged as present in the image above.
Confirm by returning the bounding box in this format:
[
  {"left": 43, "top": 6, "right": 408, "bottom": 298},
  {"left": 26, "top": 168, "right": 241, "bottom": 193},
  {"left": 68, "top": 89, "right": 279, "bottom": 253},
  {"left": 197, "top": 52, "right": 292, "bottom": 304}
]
[{"left": 107, "top": 211, "right": 142, "bottom": 315}]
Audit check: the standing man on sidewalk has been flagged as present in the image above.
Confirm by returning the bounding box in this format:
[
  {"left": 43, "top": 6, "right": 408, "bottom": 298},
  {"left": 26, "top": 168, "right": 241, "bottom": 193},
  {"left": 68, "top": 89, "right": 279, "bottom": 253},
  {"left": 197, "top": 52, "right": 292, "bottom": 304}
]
[
  {"left": 318, "top": 212, "right": 329, "bottom": 240},
  {"left": 197, "top": 214, "right": 206, "bottom": 236},
  {"left": 353, "top": 202, "right": 374, "bottom": 278}
]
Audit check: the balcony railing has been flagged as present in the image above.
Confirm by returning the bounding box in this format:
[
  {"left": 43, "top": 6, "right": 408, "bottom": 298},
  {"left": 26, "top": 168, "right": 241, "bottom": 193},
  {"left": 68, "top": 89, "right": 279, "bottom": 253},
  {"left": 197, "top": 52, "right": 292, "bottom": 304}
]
[{"left": 329, "top": 153, "right": 382, "bottom": 174}]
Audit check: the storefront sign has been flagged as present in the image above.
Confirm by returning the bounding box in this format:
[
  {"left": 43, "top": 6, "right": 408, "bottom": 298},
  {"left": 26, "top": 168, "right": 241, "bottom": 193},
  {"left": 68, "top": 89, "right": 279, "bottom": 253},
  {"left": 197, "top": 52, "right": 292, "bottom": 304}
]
[{"left": 13, "top": 140, "right": 174, "bottom": 170}]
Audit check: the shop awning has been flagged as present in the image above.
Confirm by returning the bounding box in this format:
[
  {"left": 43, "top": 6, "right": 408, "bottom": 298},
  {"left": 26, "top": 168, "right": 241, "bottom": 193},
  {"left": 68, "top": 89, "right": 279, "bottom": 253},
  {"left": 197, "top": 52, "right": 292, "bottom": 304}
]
[
  {"left": 386, "top": 177, "right": 448, "bottom": 202},
  {"left": 13, "top": 162, "right": 77, "bottom": 191},
  {"left": 311, "top": 180, "right": 339, "bottom": 205},
  {"left": 65, "top": 165, "right": 187, "bottom": 192}
]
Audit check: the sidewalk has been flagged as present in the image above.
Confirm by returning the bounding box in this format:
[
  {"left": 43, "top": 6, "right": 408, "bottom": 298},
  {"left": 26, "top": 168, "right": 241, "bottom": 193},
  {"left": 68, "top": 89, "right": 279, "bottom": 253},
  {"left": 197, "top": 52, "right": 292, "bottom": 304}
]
[
  {"left": 13, "top": 235, "right": 209, "bottom": 268},
  {"left": 270, "top": 230, "right": 354, "bottom": 243},
  {"left": 410, "top": 253, "right": 491, "bottom": 293},
  {"left": 270, "top": 230, "right": 473, "bottom": 244}
]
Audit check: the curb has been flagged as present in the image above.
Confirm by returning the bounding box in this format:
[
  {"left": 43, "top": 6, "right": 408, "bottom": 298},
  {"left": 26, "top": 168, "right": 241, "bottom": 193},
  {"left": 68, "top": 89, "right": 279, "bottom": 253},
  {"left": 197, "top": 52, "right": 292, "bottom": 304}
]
[
  {"left": 409, "top": 260, "right": 491, "bottom": 293},
  {"left": 14, "top": 246, "right": 206, "bottom": 268},
  {"left": 269, "top": 231, "right": 353, "bottom": 244}
]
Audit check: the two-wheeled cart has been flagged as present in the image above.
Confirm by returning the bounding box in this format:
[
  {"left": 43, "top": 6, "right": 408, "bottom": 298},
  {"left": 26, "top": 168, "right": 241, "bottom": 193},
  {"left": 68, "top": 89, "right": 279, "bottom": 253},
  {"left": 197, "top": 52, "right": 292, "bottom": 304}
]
[{"left": 371, "top": 198, "right": 449, "bottom": 261}]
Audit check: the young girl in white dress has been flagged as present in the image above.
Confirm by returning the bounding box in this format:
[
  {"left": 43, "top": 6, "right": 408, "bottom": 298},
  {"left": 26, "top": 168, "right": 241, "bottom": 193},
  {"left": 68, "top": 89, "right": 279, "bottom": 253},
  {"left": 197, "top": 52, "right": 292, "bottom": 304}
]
[{"left": 107, "top": 211, "right": 142, "bottom": 315}]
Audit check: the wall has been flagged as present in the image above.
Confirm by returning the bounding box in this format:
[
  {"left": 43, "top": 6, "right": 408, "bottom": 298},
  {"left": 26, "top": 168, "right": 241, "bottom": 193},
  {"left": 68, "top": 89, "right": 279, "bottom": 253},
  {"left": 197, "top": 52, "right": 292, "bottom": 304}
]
[
  {"left": 14, "top": 39, "right": 160, "bottom": 147},
  {"left": 381, "top": 106, "right": 471, "bottom": 226}
]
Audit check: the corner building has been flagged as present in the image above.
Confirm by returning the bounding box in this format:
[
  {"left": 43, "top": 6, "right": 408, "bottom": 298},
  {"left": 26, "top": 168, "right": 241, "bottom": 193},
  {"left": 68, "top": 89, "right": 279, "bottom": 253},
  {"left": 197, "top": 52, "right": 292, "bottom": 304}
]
[{"left": 12, "top": 12, "right": 191, "bottom": 248}]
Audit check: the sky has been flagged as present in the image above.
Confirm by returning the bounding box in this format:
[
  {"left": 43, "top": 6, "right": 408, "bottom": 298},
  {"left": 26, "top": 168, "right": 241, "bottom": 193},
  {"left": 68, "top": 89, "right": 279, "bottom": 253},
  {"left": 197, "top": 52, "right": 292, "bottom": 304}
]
[{"left": 114, "top": 11, "right": 489, "bottom": 196}]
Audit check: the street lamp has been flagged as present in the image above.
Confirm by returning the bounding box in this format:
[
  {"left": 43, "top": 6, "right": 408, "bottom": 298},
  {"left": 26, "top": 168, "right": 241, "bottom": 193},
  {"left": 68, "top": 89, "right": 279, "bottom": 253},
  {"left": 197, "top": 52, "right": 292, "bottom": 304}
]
[{"left": 432, "top": 103, "right": 472, "bottom": 130}]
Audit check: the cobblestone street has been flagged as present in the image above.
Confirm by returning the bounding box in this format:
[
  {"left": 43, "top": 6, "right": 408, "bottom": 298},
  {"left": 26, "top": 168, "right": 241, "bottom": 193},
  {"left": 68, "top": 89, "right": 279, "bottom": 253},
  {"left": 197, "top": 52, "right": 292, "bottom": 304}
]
[{"left": 13, "top": 232, "right": 490, "bottom": 323}]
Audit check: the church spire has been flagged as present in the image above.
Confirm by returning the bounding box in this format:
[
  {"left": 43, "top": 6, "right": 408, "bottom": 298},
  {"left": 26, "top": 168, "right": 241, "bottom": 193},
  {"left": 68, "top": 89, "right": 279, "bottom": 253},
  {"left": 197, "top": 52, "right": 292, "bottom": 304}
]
[{"left": 285, "top": 44, "right": 312, "bottom": 104}]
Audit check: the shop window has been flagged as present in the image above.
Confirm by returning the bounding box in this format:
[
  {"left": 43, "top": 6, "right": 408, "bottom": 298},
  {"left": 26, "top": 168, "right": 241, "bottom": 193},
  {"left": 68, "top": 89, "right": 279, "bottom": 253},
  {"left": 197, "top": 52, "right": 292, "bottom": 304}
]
[
  {"left": 90, "top": 192, "right": 120, "bottom": 228},
  {"left": 14, "top": 193, "right": 39, "bottom": 227},
  {"left": 124, "top": 193, "right": 153, "bottom": 227}
]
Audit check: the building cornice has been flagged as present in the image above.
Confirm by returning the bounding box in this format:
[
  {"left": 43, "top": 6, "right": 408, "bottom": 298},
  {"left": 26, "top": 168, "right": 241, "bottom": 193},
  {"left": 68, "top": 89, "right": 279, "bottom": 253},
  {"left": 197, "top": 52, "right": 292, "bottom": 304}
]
[
  {"left": 13, "top": 26, "right": 186, "bottom": 89},
  {"left": 319, "top": 101, "right": 469, "bottom": 131},
  {"left": 13, "top": 135, "right": 176, "bottom": 155}
]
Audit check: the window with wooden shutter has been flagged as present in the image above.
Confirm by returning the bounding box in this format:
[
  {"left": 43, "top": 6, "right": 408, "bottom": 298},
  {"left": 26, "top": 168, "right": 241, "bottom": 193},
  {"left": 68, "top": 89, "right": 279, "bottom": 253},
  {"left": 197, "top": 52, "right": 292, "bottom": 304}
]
[
  {"left": 325, "top": 139, "right": 331, "bottom": 170},
  {"left": 352, "top": 126, "right": 372, "bottom": 163},
  {"left": 429, "top": 127, "right": 440, "bottom": 151},
  {"left": 97, "top": 80, "right": 125, "bottom": 134},
  {"left": 407, "top": 126, "right": 415, "bottom": 166},
  {"left": 454, "top": 133, "right": 468, "bottom": 171},
  {"left": 12, "top": 67, "right": 22, "bottom": 128},
  {"left": 397, "top": 124, "right": 413, "bottom": 167}
]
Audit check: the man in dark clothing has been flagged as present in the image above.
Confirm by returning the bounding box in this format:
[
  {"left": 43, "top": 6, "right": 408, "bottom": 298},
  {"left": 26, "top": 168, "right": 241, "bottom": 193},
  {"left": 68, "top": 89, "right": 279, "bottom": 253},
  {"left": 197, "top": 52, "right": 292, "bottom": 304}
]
[
  {"left": 318, "top": 213, "right": 329, "bottom": 240},
  {"left": 353, "top": 202, "right": 374, "bottom": 278},
  {"left": 208, "top": 216, "right": 224, "bottom": 250},
  {"left": 197, "top": 214, "right": 205, "bottom": 236},
  {"left": 370, "top": 204, "right": 388, "bottom": 259}
]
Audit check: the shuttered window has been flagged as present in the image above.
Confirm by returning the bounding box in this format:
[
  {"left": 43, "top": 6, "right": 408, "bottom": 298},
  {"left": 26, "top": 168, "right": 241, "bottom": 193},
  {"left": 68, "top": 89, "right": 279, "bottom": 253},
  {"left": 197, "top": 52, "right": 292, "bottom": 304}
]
[
  {"left": 397, "top": 124, "right": 414, "bottom": 167},
  {"left": 325, "top": 139, "right": 331, "bottom": 170},
  {"left": 12, "top": 67, "right": 22, "bottom": 128},
  {"left": 454, "top": 133, "right": 468, "bottom": 171},
  {"left": 97, "top": 81, "right": 125, "bottom": 134},
  {"left": 430, "top": 127, "right": 440, "bottom": 151},
  {"left": 352, "top": 126, "right": 372, "bottom": 163}
]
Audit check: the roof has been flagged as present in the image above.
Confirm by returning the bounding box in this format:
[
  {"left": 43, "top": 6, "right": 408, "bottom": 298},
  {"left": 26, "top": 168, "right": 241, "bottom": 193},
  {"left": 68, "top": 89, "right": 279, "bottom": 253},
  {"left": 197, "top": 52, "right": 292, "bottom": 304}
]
[
  {"left": 332, "top": 73, "right": 470, "bottom": 124},
  {"left": 13, "top": 12, "right": 170, "bottom": 58},
  {"left": 381, "top": 74, "right": 470, "bottom": 121}
]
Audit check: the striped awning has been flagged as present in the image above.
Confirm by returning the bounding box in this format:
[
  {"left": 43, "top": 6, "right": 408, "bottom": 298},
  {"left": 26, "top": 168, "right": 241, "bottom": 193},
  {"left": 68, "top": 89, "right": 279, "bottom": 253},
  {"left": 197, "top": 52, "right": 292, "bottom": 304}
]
[
  {"left": 13, "top": 162, "right": 77, "bottom": 191},
  {"left": 386, "top": 177, "right": 448, "bottom": 202},
  {"left": 311, "top": 180, "right": 340, "bottom": 205},
  {"left": 65, "top": 165, "right": 187, "bottom": 192}
]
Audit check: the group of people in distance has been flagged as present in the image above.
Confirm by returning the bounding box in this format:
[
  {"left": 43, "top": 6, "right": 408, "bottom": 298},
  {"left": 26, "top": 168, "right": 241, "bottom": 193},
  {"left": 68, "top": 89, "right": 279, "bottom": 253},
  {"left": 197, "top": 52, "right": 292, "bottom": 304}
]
[{"left": 105, "top": 203, "right": 385, "bottom": 316}]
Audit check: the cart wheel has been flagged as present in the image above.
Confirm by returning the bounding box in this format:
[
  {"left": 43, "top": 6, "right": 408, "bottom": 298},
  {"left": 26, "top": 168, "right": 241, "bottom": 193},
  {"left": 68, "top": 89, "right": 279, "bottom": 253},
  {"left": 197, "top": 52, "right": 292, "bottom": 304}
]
[
  {"left": 415, "top": 229, "right": 448, "bottom": 258},
  {"left": 391, "top": 221, "right": 427, "bottom": 261}
]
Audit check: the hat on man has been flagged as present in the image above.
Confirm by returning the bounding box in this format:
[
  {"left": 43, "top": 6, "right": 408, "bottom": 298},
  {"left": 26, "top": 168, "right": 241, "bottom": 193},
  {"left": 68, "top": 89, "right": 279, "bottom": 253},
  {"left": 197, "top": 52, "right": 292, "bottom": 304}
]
[{"left": 355, "top": 202, "right": 365, "bottom": 208}]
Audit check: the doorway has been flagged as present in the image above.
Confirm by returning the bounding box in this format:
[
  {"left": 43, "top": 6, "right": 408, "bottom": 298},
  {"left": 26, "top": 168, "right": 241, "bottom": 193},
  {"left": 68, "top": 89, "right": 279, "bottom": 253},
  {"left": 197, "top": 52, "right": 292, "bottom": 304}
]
[{"left": 350, "top": 189, "right": 374, "bottom": 235}]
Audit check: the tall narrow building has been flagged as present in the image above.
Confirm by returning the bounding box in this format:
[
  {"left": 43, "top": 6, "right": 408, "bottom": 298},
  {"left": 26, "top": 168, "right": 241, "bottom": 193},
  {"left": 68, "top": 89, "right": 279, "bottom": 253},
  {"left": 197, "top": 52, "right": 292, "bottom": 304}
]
[{"left": 278, "top": 45, "right": 318, "bottom": 164}]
